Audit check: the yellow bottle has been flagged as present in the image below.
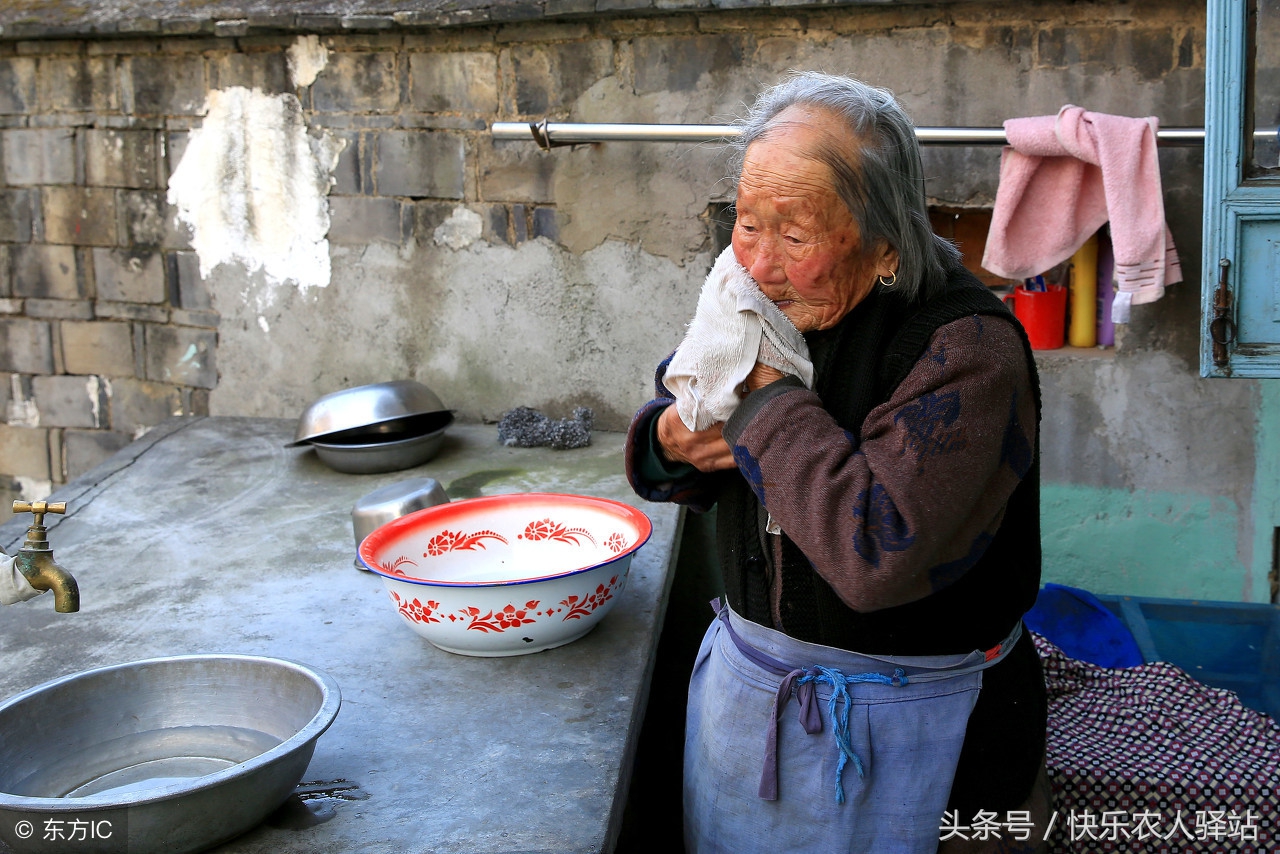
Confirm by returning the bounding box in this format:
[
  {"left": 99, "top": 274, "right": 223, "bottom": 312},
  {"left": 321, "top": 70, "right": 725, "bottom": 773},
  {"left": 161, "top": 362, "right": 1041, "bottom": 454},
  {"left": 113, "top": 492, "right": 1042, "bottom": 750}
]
[{"left": 1069, "top": 233, "right": 1099, "bottom": 348}]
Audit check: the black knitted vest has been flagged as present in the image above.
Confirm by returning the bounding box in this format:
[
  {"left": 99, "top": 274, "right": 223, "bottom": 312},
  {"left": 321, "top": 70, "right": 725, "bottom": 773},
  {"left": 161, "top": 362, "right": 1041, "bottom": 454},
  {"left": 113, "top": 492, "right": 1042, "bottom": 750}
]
[{"left": 717, "top": 265, "right": 1043, "bottom": 655}]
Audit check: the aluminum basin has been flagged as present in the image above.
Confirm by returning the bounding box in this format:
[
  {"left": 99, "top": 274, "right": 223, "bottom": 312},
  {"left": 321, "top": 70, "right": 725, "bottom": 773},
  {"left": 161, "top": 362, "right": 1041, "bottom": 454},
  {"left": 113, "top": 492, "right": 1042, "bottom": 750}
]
[{"left": 0, "top": 655, "right": 341, "bottom": 854}]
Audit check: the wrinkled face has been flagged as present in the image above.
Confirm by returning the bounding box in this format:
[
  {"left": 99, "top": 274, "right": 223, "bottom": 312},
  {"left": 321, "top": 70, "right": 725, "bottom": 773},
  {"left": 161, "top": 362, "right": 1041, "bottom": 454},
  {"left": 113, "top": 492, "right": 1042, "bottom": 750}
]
[{"left": 731, "top": 107, "right": 897, "bottom": 332}]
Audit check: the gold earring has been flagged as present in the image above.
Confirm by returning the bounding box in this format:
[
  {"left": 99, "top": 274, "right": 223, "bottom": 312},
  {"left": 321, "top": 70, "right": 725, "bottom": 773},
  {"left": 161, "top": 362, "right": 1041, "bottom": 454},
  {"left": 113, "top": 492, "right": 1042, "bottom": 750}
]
[{"left": 878, "top": 272, "right": 897, "bottom": 288}]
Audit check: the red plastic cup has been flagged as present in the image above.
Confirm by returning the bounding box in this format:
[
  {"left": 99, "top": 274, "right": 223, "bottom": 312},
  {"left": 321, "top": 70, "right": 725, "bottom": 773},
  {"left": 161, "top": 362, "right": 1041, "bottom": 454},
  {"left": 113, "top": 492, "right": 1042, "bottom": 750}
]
[{"left": 1004, "top": 284, "right": 1067, "bottom": 350}]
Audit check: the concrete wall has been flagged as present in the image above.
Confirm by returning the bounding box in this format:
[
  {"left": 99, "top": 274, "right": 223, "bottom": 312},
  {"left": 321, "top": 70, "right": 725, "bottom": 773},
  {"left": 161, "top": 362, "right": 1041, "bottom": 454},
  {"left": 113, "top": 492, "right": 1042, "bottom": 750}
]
[{"left": 0, "top": 1, "right": 1272, "bottom": 602}]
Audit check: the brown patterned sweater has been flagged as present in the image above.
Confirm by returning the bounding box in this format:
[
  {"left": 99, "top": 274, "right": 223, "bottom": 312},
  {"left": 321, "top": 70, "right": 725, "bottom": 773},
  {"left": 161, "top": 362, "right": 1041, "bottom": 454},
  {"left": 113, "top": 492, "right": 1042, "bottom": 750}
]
[
  {"left": 628, "top": 313, "right": 1035, "bottom": 624},
  {"left": 626, "top": 297, "right": 1046, "bottom": 817}
]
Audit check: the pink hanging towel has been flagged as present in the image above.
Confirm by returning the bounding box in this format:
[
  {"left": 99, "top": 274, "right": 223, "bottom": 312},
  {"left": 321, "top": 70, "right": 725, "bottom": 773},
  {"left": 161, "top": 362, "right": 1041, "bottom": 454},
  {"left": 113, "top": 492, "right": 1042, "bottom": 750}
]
[{"left": 981, "top": 105, "right": 1182, "bottom": 323}]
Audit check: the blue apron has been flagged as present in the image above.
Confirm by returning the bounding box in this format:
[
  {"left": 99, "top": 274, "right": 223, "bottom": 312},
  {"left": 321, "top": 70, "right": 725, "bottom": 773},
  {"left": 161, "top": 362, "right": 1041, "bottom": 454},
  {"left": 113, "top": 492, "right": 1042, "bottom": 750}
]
[{"left": 684, "top": 601, "right": 1022, "bottom": 854}]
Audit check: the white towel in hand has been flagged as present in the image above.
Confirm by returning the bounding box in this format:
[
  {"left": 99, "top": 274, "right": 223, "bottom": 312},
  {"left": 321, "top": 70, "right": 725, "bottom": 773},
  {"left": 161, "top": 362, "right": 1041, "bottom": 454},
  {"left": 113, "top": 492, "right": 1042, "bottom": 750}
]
[{"left": 664, "top": 247, "right": 813, "bottom": 432}]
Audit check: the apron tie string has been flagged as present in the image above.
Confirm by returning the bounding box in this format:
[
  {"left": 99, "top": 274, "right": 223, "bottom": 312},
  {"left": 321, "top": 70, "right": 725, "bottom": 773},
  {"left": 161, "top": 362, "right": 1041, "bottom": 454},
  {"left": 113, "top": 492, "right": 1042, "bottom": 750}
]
[
  {"left": 712, "top": 599, "right": 1019, "bottom": 804},
  {"left": 712, "top": 600, "right": 908, "bottom": 803},
  {"left": 763, "top": 664, "right": 905, "bottom": 803}
]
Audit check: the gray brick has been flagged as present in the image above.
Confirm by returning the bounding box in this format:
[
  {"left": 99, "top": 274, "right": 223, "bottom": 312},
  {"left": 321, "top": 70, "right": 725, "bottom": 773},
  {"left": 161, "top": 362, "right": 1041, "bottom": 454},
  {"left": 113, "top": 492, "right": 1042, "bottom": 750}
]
[
  {"left": 42, "top": 186, "right": 118, "bottom": 246},
  {"left": 0, "top": 318, "right": 53, "bottom": 374},
  {"left": 411, "top": 201, "right": 458, "bottom": 243},
  {"left": 0, "top": 298, "right": 22, "bottom": 315},
  {"left": 0, "top": 372, "right": 10, "bottom": 416},
  {"left": 311, "top": 52, "right": 400, "bottom": 113},
  {"left": 512, "top": 203, "right": 528, "bottom": 243},
  {"left": 64, "top": 428, "right": 134, "bottom": 479},
  {"left": 2, "top": 128, "right": 75, "bottom": 185},
  {"left": 32, "top": 374, "right": 105, "bottom": 429},
  {"left": 0, "top": 57, "right": 36, "bottom": 114},
  {"left": 25, "top": 299, "right": 94, "bottom": 320},
  {"left": 36, "top": 55, "right": 119, "bottom": 113},
  {"left": 94, "top": 248, "right": 166, "bottom": 304},
  {"left": 116, "top": 191, "right": 169, "bottom": 249},
  {"left": 144, "top": 325, "right": 217, "bottom": 389},
  {"left": 532, "top": 207, "right": 560, "bottom": 243},
  {"left": 0, "top": 247, "right": 9, "bottom": 298},
  {"left": 509, "top": 41, "right": 613, "bottom": 114},
  {"left": 485, "top": 204, "right": 510, "bottom": 245},
  {"left": 12, "top": 245, "right": 82, "bottom": 300},
  {"left": 164, "top": 131, "right": 189, "bottom": 182},
  {"left": 633, "top": 35, "right": 745, "bottom": 94},
  {"left": 185, "top": 387, "right": 209, "bottom": 416},
  {"left": 85, "top": 129, "right": 160, "bottom": 189},
  {"left": 4, "top": 374, "right": 32, "bottom": 425},
  {"left": 330, "top": 131, "right": 362, "bottom": 195},
  {"left": 60, "top": 320, "right": 136, "bottom": 377},
  {"left": 126, "top": 55, "right": 206, "bottom": 116},
  {"left": 170, "top": 308, "right": 219, "bottom": 329},
  {"left": 374, "top": 131, "right": 465, "bottom": 199},
  {"left": 95, "top": 302, "right": 169, "bottom": 323},
  {"left": 0, "top": 425, "right": 50, "bottom": 480},
  {"left": 161, "top": 18, "right": 211, "bottom": 35},
  {"left": 209, "top": 51, "right": 289, "bottom": 94},
  {"left": 480, "top": 142, "right": 556, "bottom": 203},
  {"left": 397, "top": 115, "right": 487, "bottom": 131},
  {"left": 327, "top": 33, "right": 401, "bottom": 51},
  {"left": 107, "top": 377, "right": 183, "bottom": 435},
  {"left": 167, "top": 251, "right": 208, "bottom": 310},
  {"left": 0, "top": 189, "right": 33, "bottom": 243},
  {"left": 214, "top": 20, "right": 251, "bottom": 38},
  {"left": 328, "top": 196, "right": 405, "bottom": 245},
  {"left": 409, "top": 52, "right": 498, "bottom": 114},
  {"left": 545, "top": 0, "right": 597, "bottom": 17}
]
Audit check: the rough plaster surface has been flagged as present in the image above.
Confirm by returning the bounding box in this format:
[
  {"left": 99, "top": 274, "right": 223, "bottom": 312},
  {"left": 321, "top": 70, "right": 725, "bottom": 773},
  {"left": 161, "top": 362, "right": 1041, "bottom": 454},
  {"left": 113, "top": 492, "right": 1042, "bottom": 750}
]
[
  {"left": 1037, "top": 349, "right": 1260, "bottom": 595},
  {"left": 167, "top": 86, "right": 345, "bottom": 298},
  {"left": 207, "top": 236, "right": 705, "bottom": 432}
]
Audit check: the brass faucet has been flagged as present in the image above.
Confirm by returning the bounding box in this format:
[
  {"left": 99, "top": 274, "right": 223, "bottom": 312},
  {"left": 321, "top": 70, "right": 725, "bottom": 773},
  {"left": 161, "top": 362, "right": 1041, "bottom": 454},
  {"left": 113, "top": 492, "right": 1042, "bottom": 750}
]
[{"left": 12, "top": 500, "right": 79, "bottom": 613}]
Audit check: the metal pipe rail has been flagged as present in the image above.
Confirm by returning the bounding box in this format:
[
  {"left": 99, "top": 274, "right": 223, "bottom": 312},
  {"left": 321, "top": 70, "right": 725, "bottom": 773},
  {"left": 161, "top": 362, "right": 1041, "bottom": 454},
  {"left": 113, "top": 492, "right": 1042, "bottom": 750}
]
[{"left": 491, "top": 121, "right": 1254, "bottom": 149}]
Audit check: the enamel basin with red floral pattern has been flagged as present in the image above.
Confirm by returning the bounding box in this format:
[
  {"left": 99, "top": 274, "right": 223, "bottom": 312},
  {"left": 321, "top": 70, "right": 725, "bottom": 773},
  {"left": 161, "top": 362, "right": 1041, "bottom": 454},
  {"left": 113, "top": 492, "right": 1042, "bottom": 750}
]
[{"left": 358, "top": 492, "right": 653, "bottom": 656}]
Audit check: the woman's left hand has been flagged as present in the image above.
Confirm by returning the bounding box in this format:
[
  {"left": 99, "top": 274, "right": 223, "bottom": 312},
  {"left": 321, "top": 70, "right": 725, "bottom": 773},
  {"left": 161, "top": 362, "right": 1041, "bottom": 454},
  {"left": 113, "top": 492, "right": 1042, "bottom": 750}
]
[{"left": 744, "top": 362, "right": 787, "bottom": 392}]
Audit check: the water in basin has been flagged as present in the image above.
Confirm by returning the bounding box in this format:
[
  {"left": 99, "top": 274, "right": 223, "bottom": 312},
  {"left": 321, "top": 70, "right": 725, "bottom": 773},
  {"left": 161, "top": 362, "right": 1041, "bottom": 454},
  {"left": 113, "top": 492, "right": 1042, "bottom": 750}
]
[{"left": 11, "top": 725, "right": 283, "bottom": 800}]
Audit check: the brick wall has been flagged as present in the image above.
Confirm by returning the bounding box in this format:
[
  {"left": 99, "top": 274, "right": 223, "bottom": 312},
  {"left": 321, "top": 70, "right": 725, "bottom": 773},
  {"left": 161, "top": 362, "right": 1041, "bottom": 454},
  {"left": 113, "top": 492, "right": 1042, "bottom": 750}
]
[
  {"left": 0, "top": 2, "right": 1216, "bottom": 530},
  {"left": 0, "top": 40, "right": 221, "bottom": 513}
]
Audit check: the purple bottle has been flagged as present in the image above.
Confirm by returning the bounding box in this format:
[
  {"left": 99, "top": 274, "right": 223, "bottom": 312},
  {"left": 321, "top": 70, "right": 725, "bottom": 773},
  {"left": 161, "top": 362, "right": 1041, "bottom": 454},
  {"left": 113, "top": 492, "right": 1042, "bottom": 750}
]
[{"left": 1096, "top": 227, "right": 1115, "bottom": 347}]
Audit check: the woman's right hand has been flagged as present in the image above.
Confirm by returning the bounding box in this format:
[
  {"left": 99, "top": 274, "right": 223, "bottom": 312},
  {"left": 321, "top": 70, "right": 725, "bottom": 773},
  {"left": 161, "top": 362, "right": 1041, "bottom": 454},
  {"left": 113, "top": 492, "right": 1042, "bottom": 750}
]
[{"left": 656, "top": 405, "right": 737, "bottom": 472}]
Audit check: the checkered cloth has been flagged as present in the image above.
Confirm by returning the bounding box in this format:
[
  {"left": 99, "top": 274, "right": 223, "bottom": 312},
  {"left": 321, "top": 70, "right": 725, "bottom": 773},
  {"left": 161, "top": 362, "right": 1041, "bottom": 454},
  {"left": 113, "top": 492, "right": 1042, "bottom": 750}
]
[{"left": 1036, "top": 633, "right": 1279, "bottom": 852}]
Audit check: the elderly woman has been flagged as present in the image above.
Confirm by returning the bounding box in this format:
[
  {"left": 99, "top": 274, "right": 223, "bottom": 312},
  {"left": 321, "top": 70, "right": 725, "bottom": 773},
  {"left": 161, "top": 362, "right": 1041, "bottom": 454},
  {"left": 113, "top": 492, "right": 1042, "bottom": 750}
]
[{"left": 625, "top": 73, "right": 1049, "bottom": 853}]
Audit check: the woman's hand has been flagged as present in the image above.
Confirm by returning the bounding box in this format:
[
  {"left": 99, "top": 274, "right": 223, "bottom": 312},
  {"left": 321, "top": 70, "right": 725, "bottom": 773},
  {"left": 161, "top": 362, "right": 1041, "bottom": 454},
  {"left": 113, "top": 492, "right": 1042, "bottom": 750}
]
[
  {"left": 656, "top": 405, "right": 737, "bottom": 472},
  {"left": 745, "top": 362, "right": 787, "bottom": 391}
]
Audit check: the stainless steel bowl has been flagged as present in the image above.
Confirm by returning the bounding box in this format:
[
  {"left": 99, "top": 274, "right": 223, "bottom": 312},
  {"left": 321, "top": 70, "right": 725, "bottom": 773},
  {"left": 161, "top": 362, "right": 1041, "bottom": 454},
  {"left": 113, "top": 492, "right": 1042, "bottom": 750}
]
[
  {"left": 290, "top": 380, "right": 448, "bottom": 446},
  {"left": 351, "top": 477, "right": 450, "bottom": 568},
  {"left": 311, "top": 420, "right": 452, "bottom": 474},
  {"left": 0, "top": 655, "right": 341, "bottom": 854}
]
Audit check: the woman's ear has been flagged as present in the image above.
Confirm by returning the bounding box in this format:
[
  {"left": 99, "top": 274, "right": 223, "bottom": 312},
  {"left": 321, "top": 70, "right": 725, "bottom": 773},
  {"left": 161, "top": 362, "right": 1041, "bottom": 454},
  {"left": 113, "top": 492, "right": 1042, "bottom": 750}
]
[{"left": 877, "top": 244, "right": 900, "bottom": 278}]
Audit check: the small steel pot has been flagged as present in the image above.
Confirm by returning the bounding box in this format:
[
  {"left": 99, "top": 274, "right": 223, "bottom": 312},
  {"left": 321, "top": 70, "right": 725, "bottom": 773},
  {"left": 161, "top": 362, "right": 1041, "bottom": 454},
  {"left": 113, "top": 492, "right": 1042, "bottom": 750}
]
[
  {"left": 351, "top": 478, "right": 450, "bottom": 569},
  {"left": 311, "top": 417, "right": 453, "bottom": 475}
]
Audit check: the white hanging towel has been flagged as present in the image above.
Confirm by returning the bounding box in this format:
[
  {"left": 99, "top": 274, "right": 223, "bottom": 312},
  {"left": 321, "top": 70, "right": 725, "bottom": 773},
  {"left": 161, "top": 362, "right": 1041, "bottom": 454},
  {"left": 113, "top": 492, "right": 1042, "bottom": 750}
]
[{"left": 664, "top": 247, "right": 813, "bottom": 432}]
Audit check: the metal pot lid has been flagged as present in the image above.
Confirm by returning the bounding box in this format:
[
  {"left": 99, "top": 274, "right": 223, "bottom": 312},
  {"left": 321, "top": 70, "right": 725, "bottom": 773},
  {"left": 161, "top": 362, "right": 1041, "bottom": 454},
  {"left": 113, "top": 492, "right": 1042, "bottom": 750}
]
[{"left": 290, "top": 380, "right": 448, "bottom": 446}]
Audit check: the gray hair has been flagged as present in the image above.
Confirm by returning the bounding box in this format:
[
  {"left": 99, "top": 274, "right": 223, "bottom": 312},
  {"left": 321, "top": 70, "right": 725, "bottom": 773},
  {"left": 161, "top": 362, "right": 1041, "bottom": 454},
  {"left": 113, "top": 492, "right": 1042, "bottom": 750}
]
[{"left": 730, "top": 72, "right": 960, "bottom": 302}]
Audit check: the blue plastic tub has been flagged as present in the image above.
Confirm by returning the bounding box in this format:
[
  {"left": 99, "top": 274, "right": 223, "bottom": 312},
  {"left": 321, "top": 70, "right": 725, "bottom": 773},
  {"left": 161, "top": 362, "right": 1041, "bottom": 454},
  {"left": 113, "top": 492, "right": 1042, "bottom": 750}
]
[{"left": 1095, "top": 594, "right": 1280, "bottom": 721}]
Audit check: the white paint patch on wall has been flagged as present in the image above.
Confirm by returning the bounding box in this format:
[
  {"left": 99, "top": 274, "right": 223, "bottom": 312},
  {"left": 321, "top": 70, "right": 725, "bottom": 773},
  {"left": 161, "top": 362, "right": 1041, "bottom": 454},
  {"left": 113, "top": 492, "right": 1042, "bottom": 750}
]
[
  {"left": 86, "top": 376, "right": 102, "bottom": 428},
  {"left": 167, "top": 87, "right": 345, "bottom": 299},
  {"left": 433, "top": 206, "right": 484, "bottom": 250},
  {"left": 14, "top": 477, "right": 52, "bottom": 503},
  {"left": 6, "top": 375, "right": 37, "bottom": 427},
  {"left": 287, "top": 35, "right": 328, "bottom": 88}
]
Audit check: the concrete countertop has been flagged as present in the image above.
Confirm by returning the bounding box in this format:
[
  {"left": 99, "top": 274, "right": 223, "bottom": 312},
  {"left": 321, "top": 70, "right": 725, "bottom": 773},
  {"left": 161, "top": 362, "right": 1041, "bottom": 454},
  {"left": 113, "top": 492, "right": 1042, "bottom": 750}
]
[{"left": 0, "top": 417, "right": 682, "bottom": 854}]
